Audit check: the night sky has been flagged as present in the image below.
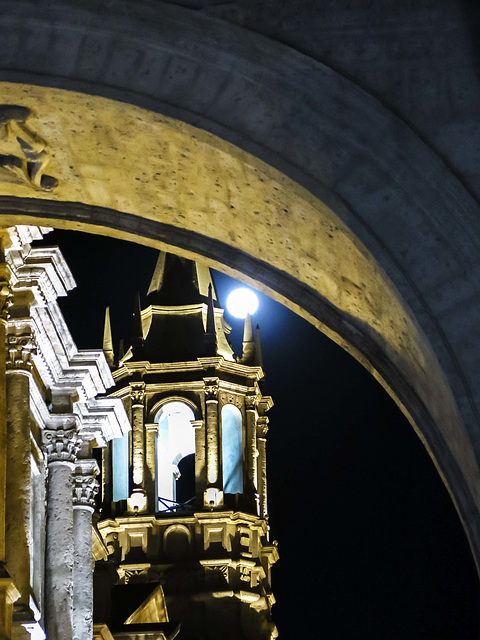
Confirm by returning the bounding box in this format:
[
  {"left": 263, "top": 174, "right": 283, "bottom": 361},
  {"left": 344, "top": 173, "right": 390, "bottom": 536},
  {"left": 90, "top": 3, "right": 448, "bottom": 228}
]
[{"left": 35, "top": 229, "right": 479, "bottom": 639}]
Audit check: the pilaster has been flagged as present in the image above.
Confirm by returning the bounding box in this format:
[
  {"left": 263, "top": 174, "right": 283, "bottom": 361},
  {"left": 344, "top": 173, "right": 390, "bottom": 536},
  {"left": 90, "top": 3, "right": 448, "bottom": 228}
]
[
  {"left": 245, "top": 394, "right": 259, "bottom": 513},
  {"left": 256, "top": 417, "right": 269, "bottom": 519}
]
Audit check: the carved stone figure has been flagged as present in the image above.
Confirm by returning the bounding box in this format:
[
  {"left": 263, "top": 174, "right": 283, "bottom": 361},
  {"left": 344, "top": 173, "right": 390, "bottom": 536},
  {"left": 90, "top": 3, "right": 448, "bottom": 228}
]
[{"left": 0, "top": 105, "right": 58, "bottom": 190}]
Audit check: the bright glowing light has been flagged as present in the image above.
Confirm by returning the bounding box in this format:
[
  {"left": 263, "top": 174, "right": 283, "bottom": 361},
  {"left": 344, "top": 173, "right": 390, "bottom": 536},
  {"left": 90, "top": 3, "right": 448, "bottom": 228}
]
[{"left": 226, "top": 288, "right": 259, "bottom": 318}]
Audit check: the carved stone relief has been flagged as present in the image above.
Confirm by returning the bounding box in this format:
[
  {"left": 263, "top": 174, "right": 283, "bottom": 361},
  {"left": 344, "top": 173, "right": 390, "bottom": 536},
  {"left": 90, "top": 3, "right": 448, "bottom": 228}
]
[{"left": 0, "top": 105, "right": 58, "bottom": 190}]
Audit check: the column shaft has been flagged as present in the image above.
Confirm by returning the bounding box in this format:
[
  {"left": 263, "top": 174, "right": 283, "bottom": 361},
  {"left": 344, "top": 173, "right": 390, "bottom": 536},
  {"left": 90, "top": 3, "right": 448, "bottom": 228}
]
[
  {"left": 205, "top": 399, "right": 219, "bottom": 486},
  {"left": 45, "top": 461, "right": 75, "bottom": 640},
  {"left": 5, "top": 371, "right": 31, "bottom": 610},
  {"left": 131, "top": 393, "right": 145, "bottom": 488},
  {"left": 73, "top": 507, "right": 94, "bottom": 640}
]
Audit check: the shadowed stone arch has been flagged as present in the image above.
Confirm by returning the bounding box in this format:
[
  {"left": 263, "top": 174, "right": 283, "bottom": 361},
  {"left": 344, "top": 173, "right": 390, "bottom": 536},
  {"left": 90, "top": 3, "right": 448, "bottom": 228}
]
[{"left": 1, "top": 0, "right": 480, "bottom": 570}]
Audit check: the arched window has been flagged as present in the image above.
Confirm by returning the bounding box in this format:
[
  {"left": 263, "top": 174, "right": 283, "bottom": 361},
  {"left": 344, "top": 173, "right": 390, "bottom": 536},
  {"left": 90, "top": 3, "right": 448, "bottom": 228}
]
[
  {"left": 155, "top": 401, "right": 195, "bottom": 512},
  {"left": 112, "top": 432, "right": 129, "bottom": 502},
  {"left": 221, "top": 404, "right": 243, "bottom": 494}
]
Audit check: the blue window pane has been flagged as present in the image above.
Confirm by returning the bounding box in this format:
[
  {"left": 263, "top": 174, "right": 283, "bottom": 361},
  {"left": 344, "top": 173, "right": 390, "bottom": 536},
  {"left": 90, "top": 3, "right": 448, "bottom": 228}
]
[
  {"left": 221, "top": 404, "right": 243, "bottom": 494},
  {"left": 112, "top": 433, "right": 129, "bottom": 501}
]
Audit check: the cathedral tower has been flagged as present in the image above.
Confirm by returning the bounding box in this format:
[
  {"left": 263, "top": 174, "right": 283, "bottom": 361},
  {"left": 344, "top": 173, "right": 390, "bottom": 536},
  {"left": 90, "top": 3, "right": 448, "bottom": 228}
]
[{"left": 94, "top": 254, "right": 278, "bottom": 640}]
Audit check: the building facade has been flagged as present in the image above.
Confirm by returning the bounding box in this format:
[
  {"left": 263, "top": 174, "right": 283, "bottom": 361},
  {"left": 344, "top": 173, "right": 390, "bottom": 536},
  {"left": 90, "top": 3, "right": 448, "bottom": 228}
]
[{"left": 0, "top": 225, "right": 130, "bottom": 640}]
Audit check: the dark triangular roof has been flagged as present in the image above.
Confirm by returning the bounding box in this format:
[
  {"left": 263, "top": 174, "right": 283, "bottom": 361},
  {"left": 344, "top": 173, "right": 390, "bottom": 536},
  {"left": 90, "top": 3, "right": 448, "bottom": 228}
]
[{"left": 147, "top": 253, "right": 216, "bottom": 306}]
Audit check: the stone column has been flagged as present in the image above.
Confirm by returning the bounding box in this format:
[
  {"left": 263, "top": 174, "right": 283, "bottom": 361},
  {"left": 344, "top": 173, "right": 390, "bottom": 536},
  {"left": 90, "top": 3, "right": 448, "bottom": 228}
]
[
  {"left": 5, "top": 329, "right": 35, "bottom": 630},
  {"left": 43, "top": 419, "right": 81, "bottom": 640},
  {"left": 256, "top": 417, "right": 269, "bottom": 519},
  {"left": 73, "top": 459, "right": 99, "bottom": 640},
  {"left": 245, "top": 395, "right": 258, "bottom": 511},
  {"left": 204, "top": 380, "right": 219, "bottom": 487},
  {"left": 0, "top": 258, "right": 16, "bottom": 638},
  {"left": 130, "top": 384, "right": 145, "bottom": 488}
]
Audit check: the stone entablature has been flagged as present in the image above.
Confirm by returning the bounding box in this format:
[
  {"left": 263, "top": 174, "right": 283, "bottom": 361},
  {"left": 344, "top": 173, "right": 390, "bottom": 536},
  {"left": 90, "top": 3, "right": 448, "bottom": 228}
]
[{"left": 97, "top": 511, "right": 277, "bottom": 601}]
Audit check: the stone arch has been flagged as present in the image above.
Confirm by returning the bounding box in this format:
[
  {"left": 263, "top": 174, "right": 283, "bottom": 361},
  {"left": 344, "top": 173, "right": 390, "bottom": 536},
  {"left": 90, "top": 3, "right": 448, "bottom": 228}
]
[{"left": 0, "top": 0, "right": 480, "bottom": 569}]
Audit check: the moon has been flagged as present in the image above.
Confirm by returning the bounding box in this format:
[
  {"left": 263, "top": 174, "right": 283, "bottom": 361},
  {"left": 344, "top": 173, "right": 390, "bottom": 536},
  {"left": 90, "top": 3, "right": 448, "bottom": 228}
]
[{"left": 226, "top": 287, "right": 259, "bottom": 319}]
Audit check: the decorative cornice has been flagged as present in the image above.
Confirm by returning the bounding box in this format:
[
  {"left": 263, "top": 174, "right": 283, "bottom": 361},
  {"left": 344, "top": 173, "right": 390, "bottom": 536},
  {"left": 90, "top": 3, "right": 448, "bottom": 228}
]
[{"left": 74, "top": 397, "right": 130, "bottom": 447}]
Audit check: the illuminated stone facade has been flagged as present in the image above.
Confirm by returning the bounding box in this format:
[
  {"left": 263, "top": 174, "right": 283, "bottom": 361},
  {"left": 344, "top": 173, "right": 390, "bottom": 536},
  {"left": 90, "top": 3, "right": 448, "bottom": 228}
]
[
  {"left": 0, "top": 226, "right": 130, "bottom": 640},
  {"left": 93, "top": 253, "right": 278, "bottom": 639}
]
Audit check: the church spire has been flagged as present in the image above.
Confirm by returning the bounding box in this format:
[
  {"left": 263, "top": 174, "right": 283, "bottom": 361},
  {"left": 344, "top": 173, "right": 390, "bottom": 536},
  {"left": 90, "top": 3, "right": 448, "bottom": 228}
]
[
  {"left": 240, "top": 313, "right": 255, "bottom": 364},
  {"left": 204, "top": 282, "right": 217, "bottom": 356},
  {"left": 102, "top": 306, "right": 115, "bottom": 367},
  {"left": 254, "top": 324, "right": 263, "bottom": 367}
]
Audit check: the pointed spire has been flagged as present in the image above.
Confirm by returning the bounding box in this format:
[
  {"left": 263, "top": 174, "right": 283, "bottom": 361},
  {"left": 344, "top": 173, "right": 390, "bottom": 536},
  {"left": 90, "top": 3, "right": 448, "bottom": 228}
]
[
  {"left": 103, "top": 306, "right": 115, "bottom": 367},
  {"left": 240, "top": 313, "right": 255, "bottom": 364},
  {"left": 204, "top": 283, "right": 217, "bottom": 356},
  {"left": 118, "top": 338, "right": 125, "bottom": 362},
  {"left": 131, "top": 291, "right": 144, "bottom": 357},
  {"left": 254, "top": 324, "right": 263, "bottom": 367}
]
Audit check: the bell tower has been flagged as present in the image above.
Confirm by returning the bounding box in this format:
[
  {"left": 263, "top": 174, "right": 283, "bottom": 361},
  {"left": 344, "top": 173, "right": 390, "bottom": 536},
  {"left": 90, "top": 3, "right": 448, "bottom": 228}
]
[{"left": 94, "top": 254, "right": 278, "bottom": 640}]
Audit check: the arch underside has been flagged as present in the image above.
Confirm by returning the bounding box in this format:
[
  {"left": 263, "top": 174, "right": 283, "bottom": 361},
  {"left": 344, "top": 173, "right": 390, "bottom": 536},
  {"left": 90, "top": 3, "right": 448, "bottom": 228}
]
[{"left": 1, "top": 1, "right": 480, "bottom": 570}]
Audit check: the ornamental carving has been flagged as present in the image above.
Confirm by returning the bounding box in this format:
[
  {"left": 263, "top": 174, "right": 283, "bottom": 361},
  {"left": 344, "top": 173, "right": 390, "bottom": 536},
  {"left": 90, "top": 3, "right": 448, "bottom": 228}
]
[
  {"left": 245, "top": 394, "right": 258, "bottom": 410},
  {"left": 73, "top": 469, "right": 100, "bottom": 509},
  {"left": 6, "top": 331, "right": 36, "bottom": 370},
  {"left": 43, "top": 427, "right": 81, "bottom": 464},
  {"left": 0, "top": 105, "right": 58, "bottom": 191},
  {"left": 204, "top": 380, "right": 219, "bottom": 401},
  {"left": 130, "top": 383, "right": 145, "bottom": 406},
  {"left": 256, "top": 417, "right": 269, "bottom": 438}
]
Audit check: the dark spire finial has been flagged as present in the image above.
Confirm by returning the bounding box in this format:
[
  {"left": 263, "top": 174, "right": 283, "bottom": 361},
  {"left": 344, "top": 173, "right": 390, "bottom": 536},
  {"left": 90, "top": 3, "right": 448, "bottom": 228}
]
[
  {"left": 254, "top": 324, "right": 263, "bottom": 367},
  {"left": 204, "top": 282, "right": 217, "bottom": 356}
]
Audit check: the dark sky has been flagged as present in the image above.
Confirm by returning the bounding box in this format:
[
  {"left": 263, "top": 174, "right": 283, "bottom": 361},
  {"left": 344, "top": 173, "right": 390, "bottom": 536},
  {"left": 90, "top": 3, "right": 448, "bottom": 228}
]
[{"left": 36, "top": 229, "right": 479, "bottom": 639}]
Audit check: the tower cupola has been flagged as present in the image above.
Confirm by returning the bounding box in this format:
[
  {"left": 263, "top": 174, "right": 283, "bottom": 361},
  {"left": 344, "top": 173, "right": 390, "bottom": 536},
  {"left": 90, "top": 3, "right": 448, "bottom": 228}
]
[{"left": 95, "top": 252, "right": 278, "bottom": 639}]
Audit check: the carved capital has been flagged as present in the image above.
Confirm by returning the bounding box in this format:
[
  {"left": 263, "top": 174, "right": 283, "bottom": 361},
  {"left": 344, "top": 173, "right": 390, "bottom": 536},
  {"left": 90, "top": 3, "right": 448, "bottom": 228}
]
[
  {"left": 204, "top": 378, "right": 219, "bottom": 401},
  {"left": 73, "top": 460, "right": 100, "bottom": 509},
  {"left": 245, "top": 394, "right": 258, "bottom": 410},
  {"left": 43, "top": 426, "right": 81, "bottom": 465},
  {"left": 256, "top": 417, "right": 269, "bottom": 438},
  {"left": 130, "top": 383, "right": 145, "bottom": 406},
  {"left": 6, "top": 330, "right": 35, "bottom": 370}
]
